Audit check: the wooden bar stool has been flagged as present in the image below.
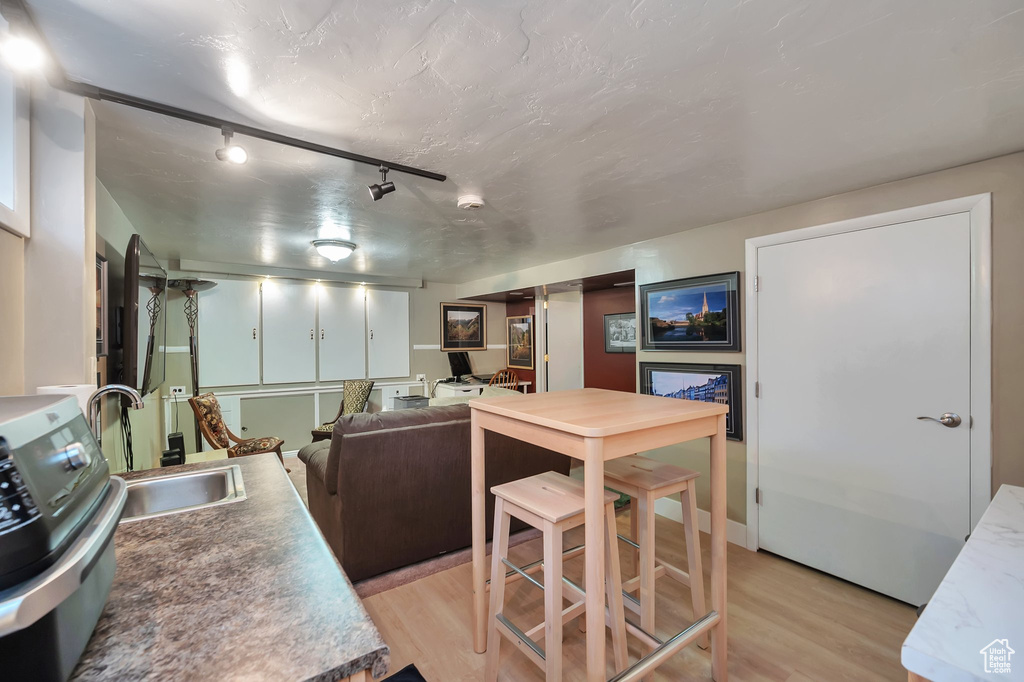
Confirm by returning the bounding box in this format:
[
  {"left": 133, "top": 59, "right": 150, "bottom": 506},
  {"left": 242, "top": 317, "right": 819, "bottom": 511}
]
[
  {"left": 603, "top": 454, "right": 709, "bottom": 650},
  {"left": 485, "top": 471, "right": 628, "bottom": 682}
]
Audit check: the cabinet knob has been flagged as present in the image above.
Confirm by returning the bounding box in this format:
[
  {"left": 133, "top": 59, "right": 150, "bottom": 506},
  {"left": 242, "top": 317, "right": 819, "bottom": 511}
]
[{"left": 252, "top": 328, "right": 257, "bottom": 339}]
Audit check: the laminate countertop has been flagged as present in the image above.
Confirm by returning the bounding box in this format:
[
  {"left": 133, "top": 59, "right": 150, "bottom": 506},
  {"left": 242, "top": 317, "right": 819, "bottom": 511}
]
[
  {"left": 70, "top": 453, "right": 389, "bottom": 681},
  {"left": 902, "top": 484, "right": 1024, "bottom": 681}
]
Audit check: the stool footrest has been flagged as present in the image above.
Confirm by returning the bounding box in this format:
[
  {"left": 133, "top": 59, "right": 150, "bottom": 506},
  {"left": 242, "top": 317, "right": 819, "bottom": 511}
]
[
  {"left": 609, "top": 610, "right": 720, "bottom": 682},
  {"left": 485, "top": 543, "right": 586, "bottom": 586},
  {"left": 496, "top": 613, "right": 546, "bottom": 669},
  {"left": 501, "top": 557, "right": 545, "bottom": 592}
]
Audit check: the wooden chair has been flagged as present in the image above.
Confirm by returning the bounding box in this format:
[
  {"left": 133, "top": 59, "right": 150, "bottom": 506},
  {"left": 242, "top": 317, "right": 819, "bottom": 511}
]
[
  {"left": 488, "top": 369, "right": 519, "bottom": 391},
  {"left": 188, "top": 392, "right": 288, "bottom": 471},
  {"left": 486, "top": 472, "right": 627, "bottom": 681},
  {"left": 311, "top": 379, "right": 375, "bottom": 442}
]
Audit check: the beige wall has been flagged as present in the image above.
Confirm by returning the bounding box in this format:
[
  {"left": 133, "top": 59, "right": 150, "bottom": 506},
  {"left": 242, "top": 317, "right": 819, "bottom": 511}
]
[
  {"left": 0, "top": 228, "right": 24, "bottom": 394},
  {"left": 459, "top": 152, "right": 1024, "bottom": 524}
]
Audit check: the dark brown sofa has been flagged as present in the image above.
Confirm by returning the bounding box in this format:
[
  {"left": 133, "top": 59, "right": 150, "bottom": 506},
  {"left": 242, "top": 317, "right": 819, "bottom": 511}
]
[{"left": 298, "top": 404, "right": 571, "bottom": 582}]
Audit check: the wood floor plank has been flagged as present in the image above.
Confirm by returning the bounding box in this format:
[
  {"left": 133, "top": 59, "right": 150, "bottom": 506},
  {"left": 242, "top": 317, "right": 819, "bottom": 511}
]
[{"left": 364, "top": 512, "right": 916, "bottom": 681}]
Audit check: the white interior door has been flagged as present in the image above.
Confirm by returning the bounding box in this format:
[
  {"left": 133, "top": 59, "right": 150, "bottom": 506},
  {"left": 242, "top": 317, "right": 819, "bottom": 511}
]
[
  {"left": 262, "top": 280, "right": 316, "bottom": 384},
  {"left": 366, "top": 289, "right": 410, "bottom": 379},
  {"left": 318, "top": 284, "right": 366, "bottom": 381},
  {"left": 545, "top": 291, "right": 584, "bottom": 391},
  {"left": 198, "top": 279, "right": 260, "bottom": 387},
  {"left": 756, "top": 212, "right": 972, "bottom": 605}
]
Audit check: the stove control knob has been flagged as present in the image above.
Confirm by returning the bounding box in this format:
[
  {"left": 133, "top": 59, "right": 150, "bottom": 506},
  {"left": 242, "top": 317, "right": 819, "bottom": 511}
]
[{"left": 63, "top": 443, "right": 91, "bottom": 471}]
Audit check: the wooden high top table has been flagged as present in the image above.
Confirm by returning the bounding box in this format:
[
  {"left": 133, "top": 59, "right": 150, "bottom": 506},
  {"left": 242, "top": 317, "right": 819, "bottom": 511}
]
[{"left": 470, "top": 388, "right": 729, "bottom": 681}]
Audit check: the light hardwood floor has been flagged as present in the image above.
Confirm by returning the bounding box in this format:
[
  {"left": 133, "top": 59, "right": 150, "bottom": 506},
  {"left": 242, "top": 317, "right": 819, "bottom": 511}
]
[{"left": 363, "top": 511, "right": 917, "bottom": 681}]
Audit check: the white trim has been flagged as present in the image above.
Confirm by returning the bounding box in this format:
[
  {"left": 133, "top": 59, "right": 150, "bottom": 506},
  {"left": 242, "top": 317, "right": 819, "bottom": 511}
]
[
  {"left": 413, "top": 344, "right": 507, "bottom": 350},
  {"left": 743, "top": 194, "right": 993, "bottom": 551},
  {"left": 159, "top": 346, "right": 190, "bottom": 354},
  {"left": 653, "top": 498, "right": 748, "bottom": 548},
  {"left": 0, "top": 32, "right": 31, "bottom": 239}
]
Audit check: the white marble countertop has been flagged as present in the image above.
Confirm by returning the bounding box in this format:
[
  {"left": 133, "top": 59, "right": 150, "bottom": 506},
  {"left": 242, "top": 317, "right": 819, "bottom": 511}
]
[{"left": 902, "top": 484, "right": 1024, "bottom": 681}]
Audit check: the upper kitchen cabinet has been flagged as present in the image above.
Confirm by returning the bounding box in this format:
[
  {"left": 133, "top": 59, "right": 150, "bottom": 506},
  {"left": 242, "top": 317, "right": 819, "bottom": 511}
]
[
  {"left": 262, "top": 280, "right": 317, "bottom": 384},
  {"left": 367, "top": 289, "right": 410, "bottom": 379},
  {"left": 318, "top": 284, "right": 366, "bottom": 382},
  {"left": 0, "top": 15, "right": 30, "bottom": 237},
  {"left": 198, "top": 279, "right": 261, "bottom": 387}
]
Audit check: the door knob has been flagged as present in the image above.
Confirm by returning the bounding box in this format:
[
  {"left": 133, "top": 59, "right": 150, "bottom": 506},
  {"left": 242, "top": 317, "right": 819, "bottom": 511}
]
[{"left": 917, "top": 413, "right": 962, "bottom": 428}]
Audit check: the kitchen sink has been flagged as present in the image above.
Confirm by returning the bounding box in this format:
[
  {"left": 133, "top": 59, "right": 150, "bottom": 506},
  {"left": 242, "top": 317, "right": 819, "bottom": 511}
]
[{"left": 120, "top": 465, "right": 246, "bottom": 523}]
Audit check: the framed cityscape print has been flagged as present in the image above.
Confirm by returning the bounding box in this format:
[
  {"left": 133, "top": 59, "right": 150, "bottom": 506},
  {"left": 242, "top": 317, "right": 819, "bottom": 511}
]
[
  {"left": 440, "top": 302, "right": 487, "bottom": 351},
  {"left": 640, "top": 362, "right": 743, "bottom": 441},
  {"left": 506, "top": 315, "right": 534, "bottom": 370},
  {"left": 604, "top": 312, "right": 636, "bottom": 353},
  {"left": 640, "top": 272, "right": 740, "bottom": 351}
]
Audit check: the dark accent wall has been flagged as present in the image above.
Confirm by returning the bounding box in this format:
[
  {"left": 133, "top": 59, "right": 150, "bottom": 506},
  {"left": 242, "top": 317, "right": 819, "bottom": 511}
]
[
  {"left": 583, "top": 287, "right": 636, "bottom": 392},
  {"left": 504, "top": 300, "right": 537, "bottom": 393}
]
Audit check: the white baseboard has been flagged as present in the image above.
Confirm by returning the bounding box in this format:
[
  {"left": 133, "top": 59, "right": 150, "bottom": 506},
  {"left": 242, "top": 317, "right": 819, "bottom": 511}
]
[
  {"left": 653, "top": 497, "right": 749, "bottom": 549},
  {"left": 283, "top": 450, "right": 299, "bottom": 458}
]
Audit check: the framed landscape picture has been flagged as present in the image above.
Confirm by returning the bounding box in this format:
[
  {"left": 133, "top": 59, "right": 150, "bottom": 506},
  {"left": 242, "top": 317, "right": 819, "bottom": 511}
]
[
  {"left": 440, "top": 302, "right": 487, "bottom": 351},
  {"left": 506, "top": 315, "right": 534, "bottom": 370},
  {"left": 604, "top": 312, "right": 636, "bottom": 353},
  {"left": 640, "top": 272, "right": 740, "bottom": 351},
  {"left": 640, "top": 362, "right": 743, "bottom": 441}
]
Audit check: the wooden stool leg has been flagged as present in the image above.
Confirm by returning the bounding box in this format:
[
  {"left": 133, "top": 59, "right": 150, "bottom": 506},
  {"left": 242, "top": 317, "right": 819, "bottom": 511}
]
[
  {"left": 681, "top": 484, "right": 709, "bottom": 649},
  {"left": 629, "top": 495, "right": 640, "bottom": 573},
  {"left": 485, "top": 498, "right": 511, "bottom": 682},
  {"left": 543, "top": 521, "right": 564, "bottom": 682},
  {"left": 605, "top": 503, "right": 629, "bottom": 674},
  {"left": 637, "top": 491, "right": 657, "bottom": 650}
]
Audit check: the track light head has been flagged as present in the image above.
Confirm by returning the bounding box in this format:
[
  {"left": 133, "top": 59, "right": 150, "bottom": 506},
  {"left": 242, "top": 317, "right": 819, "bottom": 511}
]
[
  {"left": 368, "top": 166, "right": 396, "bottom": 201},
  {"left": 215, "top": 127, "right": 248, "bottom": 164},
  {"left": 0, "top": 34, "right": 46, "bottom": 73}
]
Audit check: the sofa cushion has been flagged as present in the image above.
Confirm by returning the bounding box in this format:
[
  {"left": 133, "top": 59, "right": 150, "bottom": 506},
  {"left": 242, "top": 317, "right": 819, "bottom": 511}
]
[{"left": 298, "top": 439, "right": 330, "bottom": 484}]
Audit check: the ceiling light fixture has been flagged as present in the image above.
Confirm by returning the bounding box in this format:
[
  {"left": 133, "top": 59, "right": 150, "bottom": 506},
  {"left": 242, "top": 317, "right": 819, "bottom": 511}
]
[
  {"left": 215, "top": 127, "right": 248, "bottom": 164},
  {"left": 312, "top": 239, "right": 358, "bottom": 262},
  {"left": 368, "top": 166, "right": 396, "bottom": 201},
  {"left": 0, "top": 34, "right": 46, "bottom": 72}
]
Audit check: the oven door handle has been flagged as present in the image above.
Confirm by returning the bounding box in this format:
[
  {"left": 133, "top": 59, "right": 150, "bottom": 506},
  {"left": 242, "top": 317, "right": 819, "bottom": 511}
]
[{"left": 0, "top": 476, "right": 127, "bottom": 637}]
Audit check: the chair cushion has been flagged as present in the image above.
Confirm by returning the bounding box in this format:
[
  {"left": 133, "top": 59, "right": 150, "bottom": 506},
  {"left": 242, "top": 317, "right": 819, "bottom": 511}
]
[
  {"left": 298, "top": 440, "right": 330, "bottom": 483},
  {"left": 342, "top": 379, "right": 375, "bottom": 415},
  {"left": 191, "top": 393, "right": 230, "bottom": 449},
  {"left": 231, "top": 436, "right": 283, "bottom": 457}
]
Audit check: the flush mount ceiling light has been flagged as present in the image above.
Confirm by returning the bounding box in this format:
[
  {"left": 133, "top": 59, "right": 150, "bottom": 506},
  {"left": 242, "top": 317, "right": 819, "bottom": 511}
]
[
  {"left": 368, "top": 166, "right": 396, "bottom": 201},
  {"left": 215, "top": 127, "right": 248, "bottom": 164},
  {"left": 0, "top": 34, "right": 46, "bottom": 72},
  {"left": 312, "top": 239, "right": 357, "bottom": 262},
  {"left": 457, "top": 194, "right": 485, "bottom": 210}
]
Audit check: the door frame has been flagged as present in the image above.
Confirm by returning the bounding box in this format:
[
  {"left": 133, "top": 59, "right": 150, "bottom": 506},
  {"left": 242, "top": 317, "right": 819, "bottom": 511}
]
[{"left": 743, "top": 194, "right": 992, "bottom": 551}]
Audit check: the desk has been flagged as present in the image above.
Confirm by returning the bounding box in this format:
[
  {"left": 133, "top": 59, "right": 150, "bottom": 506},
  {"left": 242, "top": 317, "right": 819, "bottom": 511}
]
[
  {"left": 469, "top": 388, "right": 729, "bottom": 681},
  {"left": 434, "top": 380, "right": 531, "bottom": 398}
]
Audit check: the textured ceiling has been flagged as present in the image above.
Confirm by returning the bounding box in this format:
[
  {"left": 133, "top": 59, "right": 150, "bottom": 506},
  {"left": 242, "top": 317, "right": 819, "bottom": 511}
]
[{"left": 28, "top": 0, "right": 1024, "bottom": 284}]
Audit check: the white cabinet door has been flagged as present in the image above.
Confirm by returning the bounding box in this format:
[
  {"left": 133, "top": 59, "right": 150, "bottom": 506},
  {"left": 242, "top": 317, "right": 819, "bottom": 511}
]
[
  {"left": 366, "top": 289, "right": 410, "bottom": 379},
  {"left": 318, "top": 284, "right": 366, "bottom": 381},
  {"left": 545, "top": 291, "right": 584, "bottom": 391},
  {"left": 262, "top": 280, "right": 317, "bottom": 384},
  {"left": 198, "top": 279, "right": 260, "bottom": 387}
]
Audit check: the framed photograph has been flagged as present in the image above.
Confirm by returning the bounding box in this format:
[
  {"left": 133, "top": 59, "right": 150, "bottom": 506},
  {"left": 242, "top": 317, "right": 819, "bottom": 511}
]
[
  {"left": 640, "top": 272, "right": 740, "bottom": 351},
  {"left": 440, "top": 302, "right": 487, "bottom": 351},
  {"left": 506, "top": 315, "right": 534, "bottom": 370},
  {"left": 640, "top": 362, "right": 743, "bottom": 441},
  {"left": 96, "top": 254, "right": 108, "bottom": 356},
  {"left": 603, "top": 312, "right": 636, "bottom": 353}
]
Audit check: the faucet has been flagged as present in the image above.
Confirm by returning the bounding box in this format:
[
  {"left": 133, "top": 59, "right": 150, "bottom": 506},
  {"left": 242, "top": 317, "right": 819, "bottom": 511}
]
[{"left": 88, "top": 384, "right": 144, "bottom": 444}]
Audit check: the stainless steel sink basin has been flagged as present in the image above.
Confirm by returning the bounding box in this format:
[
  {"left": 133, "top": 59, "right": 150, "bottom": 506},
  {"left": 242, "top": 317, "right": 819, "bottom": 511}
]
[{"left": 120, "top": 465, "right": 246, "bottom": 523}]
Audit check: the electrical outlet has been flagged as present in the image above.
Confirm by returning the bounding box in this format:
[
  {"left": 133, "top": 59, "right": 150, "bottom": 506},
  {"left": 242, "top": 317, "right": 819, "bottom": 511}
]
[
  {"left": 415, "top": 374, "right": 426, "bottom": 382},
  {"left": 170, "top": 386, "right": 187, "bottom": 396}
]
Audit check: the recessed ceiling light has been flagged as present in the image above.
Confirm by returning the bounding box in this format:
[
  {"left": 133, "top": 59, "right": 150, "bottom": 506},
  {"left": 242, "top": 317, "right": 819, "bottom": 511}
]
[
  {"left": 312, "top": 239, "right": 357, "bottom": 262},
  {"left": 457, "top": 194, "right": 485, "bottom": 210},
  {"left": 368, "top": 165, "right": 396, "bottom": 201},
  {"left": 0, "top": 35, "right": 46, "bottom": 73},
  {"left": 509, "top": 292, "right": 524, "bottom": 296},
  {"left": 613, "top": 281, "right": 636, "bottom": 287},
  {"left": 215, "top": 127, "right": 248, "bottom": 164}
]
